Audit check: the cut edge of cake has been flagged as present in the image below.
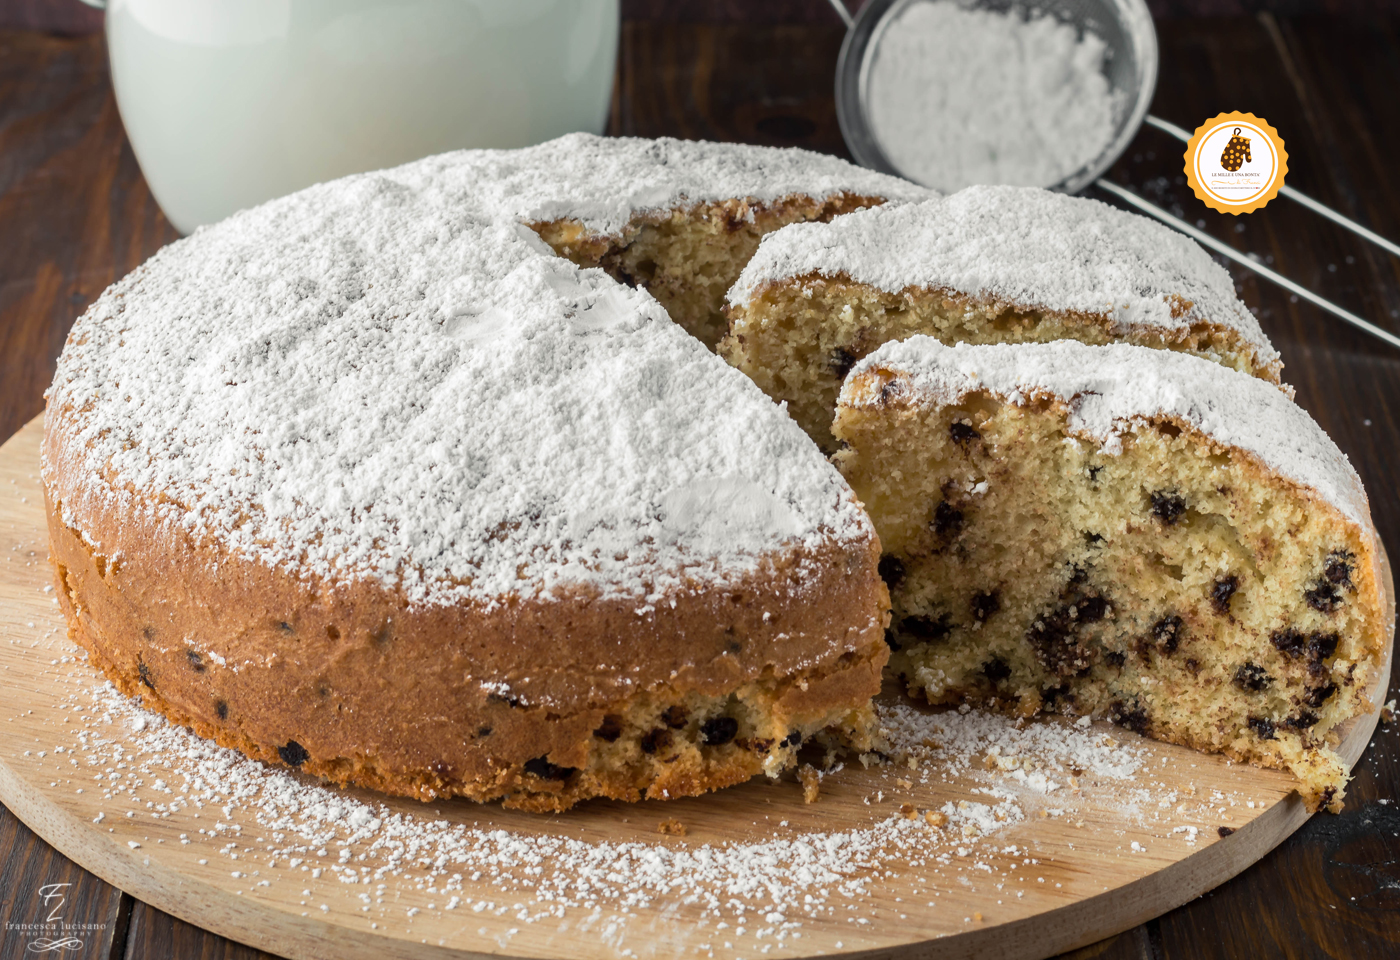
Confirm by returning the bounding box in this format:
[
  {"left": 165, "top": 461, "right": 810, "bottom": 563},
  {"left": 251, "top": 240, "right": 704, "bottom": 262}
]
[
  {"left": 831, "top": 337, "right": 1386, "bottom": 812},
  {"left": 719, "top": 186, "right": 1284, "bottom": 448}
]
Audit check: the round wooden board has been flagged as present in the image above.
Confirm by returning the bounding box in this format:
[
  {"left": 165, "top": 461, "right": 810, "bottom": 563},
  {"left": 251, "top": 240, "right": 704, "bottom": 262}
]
[{"left": 1, "top": 415, "right": 1393, "bottom": 960}]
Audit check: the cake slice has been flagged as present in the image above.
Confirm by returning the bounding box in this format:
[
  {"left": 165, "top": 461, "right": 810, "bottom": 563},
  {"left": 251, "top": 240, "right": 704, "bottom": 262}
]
[
  {"left": 513, "top": 134, "right": 933, "bottom": 348},
  {"left": 832, "top": 338, "right": 1387, "bottom": 811},
  {"left": 721, "top": 186, "right": 1283, "bottom": 448}
]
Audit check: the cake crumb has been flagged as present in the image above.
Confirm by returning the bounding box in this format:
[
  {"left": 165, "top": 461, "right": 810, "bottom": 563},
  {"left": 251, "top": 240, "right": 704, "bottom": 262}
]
[
  {"left": 656, "top": 818, "right": 687, "bottom": 837},
  {"left": 798, "top": 764, "right": 822, "bottom": 804}
]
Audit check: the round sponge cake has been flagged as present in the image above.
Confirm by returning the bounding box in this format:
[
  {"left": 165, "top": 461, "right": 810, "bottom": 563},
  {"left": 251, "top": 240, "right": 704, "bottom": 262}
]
[{"left": 43, "top": 135, "right": 926, "bottom": 811}]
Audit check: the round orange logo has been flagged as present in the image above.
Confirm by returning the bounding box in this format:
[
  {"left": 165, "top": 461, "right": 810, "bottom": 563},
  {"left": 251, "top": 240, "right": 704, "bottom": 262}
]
[{"left": 1184, "top": 112, "right": 1287, "bottom": 215}]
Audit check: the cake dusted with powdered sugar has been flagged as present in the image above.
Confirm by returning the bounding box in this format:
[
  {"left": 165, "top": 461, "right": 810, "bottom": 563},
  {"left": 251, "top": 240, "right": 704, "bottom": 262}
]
[
  {"left": 831, "top": 338, "right": 1385, "bottom": 811},
  {"left": 721, "top": 186, "right": 1282, "bottom": 447},
  {"left": 43, "top": 134, "right": 923, "bottom": 812}
]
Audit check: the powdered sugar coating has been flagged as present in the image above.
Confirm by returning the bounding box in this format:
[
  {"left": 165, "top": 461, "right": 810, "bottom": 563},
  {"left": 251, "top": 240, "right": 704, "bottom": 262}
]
[
  {"left": 729, "top": 186, "right": 1279, "bottom": 373},
  {"left": 843, "top": 338, "right": 1369, "bottom": 528},
  {"left": 46, "top": 135, "right": 904, "bottom": 609},
  {"left": 436, "top": 132, "right": 933, "bottom": 237}
]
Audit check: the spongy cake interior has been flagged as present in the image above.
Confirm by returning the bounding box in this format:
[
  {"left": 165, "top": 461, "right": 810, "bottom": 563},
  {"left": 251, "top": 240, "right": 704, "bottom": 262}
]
[
  {"left": 721, "top": 277, "right": 1274, "bottom": 450},
  {"left": 534, "top": 195, "right": 884, "bottom": 350},
  {"left": 832, "top": 377, "right": 1380, "bottom": 811}
]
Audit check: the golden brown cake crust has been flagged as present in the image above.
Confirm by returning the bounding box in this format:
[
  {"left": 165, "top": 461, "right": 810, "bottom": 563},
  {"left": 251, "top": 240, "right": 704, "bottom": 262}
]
[
  {"left": 45, "top": 457, "right": 890, "bottom": 809},
  {"left": 40, "top": 138, "right": 917, "bottom": 812}
]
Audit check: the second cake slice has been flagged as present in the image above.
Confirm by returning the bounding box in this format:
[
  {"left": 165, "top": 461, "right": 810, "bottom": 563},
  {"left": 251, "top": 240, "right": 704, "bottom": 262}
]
[{"left": 832, "top": 338, "right": 1387, "bottom": 811}]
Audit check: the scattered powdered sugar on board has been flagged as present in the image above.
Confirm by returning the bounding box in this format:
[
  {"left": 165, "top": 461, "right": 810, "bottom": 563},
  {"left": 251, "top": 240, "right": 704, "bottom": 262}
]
[
  {"left": 866, "top": 1, "right": 1122, "bottom": 192},
  {"left": 879, "top": 703, "right": 1145, "bottom": 794},
  {"left": 729, "top": 187, "right": 1279, "bottom": 375},
  {"left": 6, "top": 611, "right": 1280, "bottom": 956},
  {"left": 56, "top": 680, "right": 1043, "bottom": 939},
  {"left": 843, "top": 339, "right": 1370, "bottom": 529}
]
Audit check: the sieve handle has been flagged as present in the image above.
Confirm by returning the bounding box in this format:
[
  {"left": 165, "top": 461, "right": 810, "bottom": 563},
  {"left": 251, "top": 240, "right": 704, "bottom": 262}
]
[
  {"left": 1145, "top": 114, "right": 1400, "bottom": 261},
  {"left": 824, "top": 0, "right": 856, "bottom": 29},
  {"left": 1096, "top": 177, "right": 1400, "bottom": 353}
]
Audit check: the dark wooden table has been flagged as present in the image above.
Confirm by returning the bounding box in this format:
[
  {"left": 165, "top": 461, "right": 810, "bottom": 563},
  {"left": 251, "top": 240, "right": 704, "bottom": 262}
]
[{"left": 3, "top": 13, "right": 1399, "bottom": 960}]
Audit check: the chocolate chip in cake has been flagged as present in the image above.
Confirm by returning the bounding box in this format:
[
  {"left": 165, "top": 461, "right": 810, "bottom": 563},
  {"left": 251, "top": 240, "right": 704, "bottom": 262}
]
[
  {"left": 1233, "top": 662, "right": 1272, "bottom": 692},
  {"left": 1217, "top": 826, "right": 1235, "bottom": 838},
  {"left": 1184, "top": 658, "right": 1201, "bottom": 675},
  {"left": 782, "top": 730, "right": 802, "bottom": 747},
  {"left": 878, "top": 555, "right": 906, "bottom": 590},
  {"left": 1324, "top": 550, "right": 1355, "bottom": 588},
  {"left": 1041, "top": 684, "right": 1071, "bottom": 706},
  {"left": 970, "top": 590, "right": 1001, "bottom": 623},
  {"left": 1307, "top": 632, "right": 1340, "bottom": 676},
  {"left": 1151, "top": 615, "right": 1184, "bottom": 655},
  {"left": 829, "top": 347, "right": 857, "bottom": 379},
  {"left": 884, "top": 628, "right": 902, "bottom": 651},
  {"left": 1210, "top": 575, "right": 1239, "bottom": 615},
  {"left": 1270, "top": 627, "right": 1307, "bottom": 658},
  {"left": 641, "top": 728, "right": 674, "bottom": 755},
  {"left": 1283, "top": 710, "right": 1320, "bottom": 730},
  {"left": 278, "top": 740, "right": 309, "bottom": 767},
  {"left": 185, "top": 648, "right": 206, "bottom": 672},
  {"left": 523, "top": 756, "right": 575, "bottom": 781},
  {"left": 949, "top": 421, "right": 980, "bottom": 446},
  {"left": 981, "top": 657, "right": 1012, "bottom": 683},
  {"left": 1026, "top": 610, "right": 1092, "bottom": 677},
  {"left": 137, "top": 658, "right": 155, "bottom": 691},
  {"left": 1108, "top": 701, "right": 1151, "bottom": 736},
  {"left": 932, "top": 500, "right": 964, "bottom": 539},
  {"left": 277, "top": 621, "right": 294, "bottom": 633},
  {"left": 215, "top": 700, "right": 229, "bottom": 720},
  {"left": 593, "top": 715, "right": 623, "bottom": 742},
  {"left": 1074, "top": 595, "right": 1108, "bottom": 623},
  {"left": 662, "top": 706, "right": 689, "bottom": 729},
  {"left": 1304, "top": 580, "right": 1342, "bottom": 612},
  {"left": 902, "top": 614, "right": 952, "bottom": 641},
  {"left": 1087, "top": 466, "right": 1103, "bottom": 483},
  {"left": 878, "top": 378, "right": 906, "bottom": 405},
  {"left": 1104, "top": 651, "right": 1126, "bottom": 668},
  {"left": 1303, "top": 682, "right": 1337, "bottom": 708},
  {"left": 1247, "top": 716, "right": 1277, "bottom": 740},
  {"left": 1149, "top": 491, "right": 1187, "bottom": 525},
  {"left": 701, "top": 716, "right": 739, "bottom": 746}
]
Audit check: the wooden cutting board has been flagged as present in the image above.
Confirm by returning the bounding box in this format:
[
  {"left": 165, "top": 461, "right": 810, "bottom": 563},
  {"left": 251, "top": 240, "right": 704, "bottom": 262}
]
[{"left": 1, "top": 415, "right": 1392, "bottom": 960}]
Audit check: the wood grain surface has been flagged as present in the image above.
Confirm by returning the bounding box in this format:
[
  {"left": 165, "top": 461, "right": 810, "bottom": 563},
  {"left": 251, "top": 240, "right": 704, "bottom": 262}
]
[{"left": 1, "top": 12, "right": 1399, "bottom": 960}]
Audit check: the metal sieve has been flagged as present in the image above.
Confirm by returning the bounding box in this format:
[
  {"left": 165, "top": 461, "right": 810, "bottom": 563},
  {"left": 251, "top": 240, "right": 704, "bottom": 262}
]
[
  {"left": 832, "top": 0, "right": 1158, "bottom": 195},
  {"left": 822, "top": 0, "right": 1400, "bottom": 351}
]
